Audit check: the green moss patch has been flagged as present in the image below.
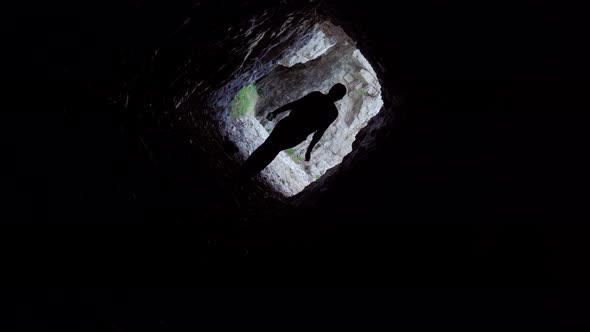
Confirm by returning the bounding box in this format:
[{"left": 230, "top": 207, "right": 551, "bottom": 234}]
[
  {"left": 285, "top": 148, "right": 304, "bottom": 163},
  {"left": 230, "top": 84, "right": 258, "bottom": 117}
]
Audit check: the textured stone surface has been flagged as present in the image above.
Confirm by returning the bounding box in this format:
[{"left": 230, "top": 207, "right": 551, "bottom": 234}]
[{"left": 278, "top": 23, "right": 336, "bottom": 67}]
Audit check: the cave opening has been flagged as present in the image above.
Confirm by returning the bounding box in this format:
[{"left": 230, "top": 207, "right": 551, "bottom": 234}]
[
  {"left": 217, "top": 21, "right": 385, "bottom": 197},
  {"left": 12, "top": 0, "right": 585, "bottom": 303}
]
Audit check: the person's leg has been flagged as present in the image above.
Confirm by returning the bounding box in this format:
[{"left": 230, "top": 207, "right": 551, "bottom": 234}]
[
  {"left": 241, "top": 119, "right": 304, "bottom": 176},
  {"left": 241, "top": 140, "right": 282, "bottom": 176}
]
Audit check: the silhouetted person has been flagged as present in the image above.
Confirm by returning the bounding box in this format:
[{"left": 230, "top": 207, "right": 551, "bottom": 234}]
[{"left": 242, "top": 83, "right": 347, "bottom": 176}]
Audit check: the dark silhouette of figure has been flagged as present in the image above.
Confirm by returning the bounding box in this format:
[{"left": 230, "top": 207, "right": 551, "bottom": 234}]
[{"left": 241, "top": 83, "right": 347, "bottom": 176}]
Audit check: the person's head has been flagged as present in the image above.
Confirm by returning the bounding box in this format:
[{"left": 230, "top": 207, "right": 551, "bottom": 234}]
[{"left": 327, "top": 83, "right": 347, "bottom": 101}]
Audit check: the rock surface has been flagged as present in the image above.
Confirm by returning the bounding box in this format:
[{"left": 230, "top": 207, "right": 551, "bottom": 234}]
[{"left": 278, "top": 23, "right": 337, "bottom": 67}]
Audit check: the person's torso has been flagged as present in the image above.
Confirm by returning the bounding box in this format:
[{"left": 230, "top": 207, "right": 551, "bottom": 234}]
[{"left": 285, "top": 92, "right": 338, "bottom": 134}]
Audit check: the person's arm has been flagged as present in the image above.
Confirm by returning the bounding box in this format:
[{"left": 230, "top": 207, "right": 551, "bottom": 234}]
[
  {"left": 266, "top": 100, "right": 298, "bottom": 120},
  {"left": 305, "top": 127, "right": 327, "bottom": 161}
]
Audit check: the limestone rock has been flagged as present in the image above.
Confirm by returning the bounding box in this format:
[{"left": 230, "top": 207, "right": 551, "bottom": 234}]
[{"left": 278, "top": 24, "right": 337, "bottom": 67}]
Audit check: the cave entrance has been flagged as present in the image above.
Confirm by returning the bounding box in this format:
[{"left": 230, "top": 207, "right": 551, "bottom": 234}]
[{"left": 226, "top": 21, "right": 383, "bottom": 197}]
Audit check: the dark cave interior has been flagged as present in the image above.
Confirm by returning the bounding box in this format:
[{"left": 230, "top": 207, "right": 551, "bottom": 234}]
[{"left": 5, "top": 0, "right": 590, "bottom": 329}]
